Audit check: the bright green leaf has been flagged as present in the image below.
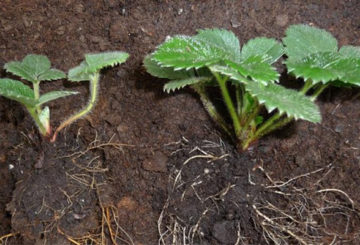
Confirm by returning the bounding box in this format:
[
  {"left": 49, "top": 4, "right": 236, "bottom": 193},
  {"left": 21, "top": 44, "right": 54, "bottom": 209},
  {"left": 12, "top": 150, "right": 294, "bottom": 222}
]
[
  {"left": 208, "top": 64, "right": 247, "bottom": 84},
  {"left": 227, "top": 57, "right": 279, "bottom": 85},
  {"left": 195, "top": 28, "right": 241, "bottom": 62},
  {"left": 0, "top": 78, "right": 36, "bottom": 106},
  {"left": 163, "top": 77, "right": 210, "bottom": 93},
  {"left": 246, "top": 81, "right": 321, "bottom": 123},
  {"left": 283, "top": 24, "right": 338, "bottom": 61},
  {"left": 143, "top": 55, "right": 193, "bottom": 80},
  {"left": 152, "top": 36, "right": 228, "bottom": 70},
  {"left": 85, "top": 51, "right": 129, "bottom": 73},
  {"left": 285, "top": 52, "right": 341, "bottom": 84},
  {"left": 37, "top": 90, "right": 79, "bottom": 106},
  {"left": 241, "top": 37, "right": 284, "bottom": 64}
]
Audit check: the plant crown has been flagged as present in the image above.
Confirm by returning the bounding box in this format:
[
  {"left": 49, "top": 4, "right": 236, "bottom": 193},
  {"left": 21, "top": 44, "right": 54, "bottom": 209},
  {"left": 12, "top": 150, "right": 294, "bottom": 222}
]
[
  {"left": 0, "top": 54, "right": 78, "bottom": 136},
  {"left": 145, "top": 28, "right": 321, "bottom": 150}
]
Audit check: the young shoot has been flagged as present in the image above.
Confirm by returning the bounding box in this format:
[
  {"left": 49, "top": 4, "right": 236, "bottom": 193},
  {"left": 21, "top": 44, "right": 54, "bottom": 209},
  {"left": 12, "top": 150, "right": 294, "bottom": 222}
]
[
  {"left": 145, "top": 28, "right": 321, "bottom": 150},
  {"left": 51, "top": 51, "right": 129, "bottom": 142},
  {"left": 0, "top": 54, "right": 78, "bottom": 136},
  {"left": 283, "top": 24, "right": 360, "bottom": 100}
]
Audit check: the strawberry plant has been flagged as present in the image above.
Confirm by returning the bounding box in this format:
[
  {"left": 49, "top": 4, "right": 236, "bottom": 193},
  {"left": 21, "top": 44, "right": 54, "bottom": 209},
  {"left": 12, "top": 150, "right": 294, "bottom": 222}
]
[
  {"left": 0, "top": 54, "right": 78, "bottom": 136},
  {"left": 51, "top": 51, "right": 129, "bottom": 141},
  {"left": 283, "top": 24, "right": 360, "bottom": 100},
  {"left": 145, "top": 29, "right": 321, "bottom": 150}
]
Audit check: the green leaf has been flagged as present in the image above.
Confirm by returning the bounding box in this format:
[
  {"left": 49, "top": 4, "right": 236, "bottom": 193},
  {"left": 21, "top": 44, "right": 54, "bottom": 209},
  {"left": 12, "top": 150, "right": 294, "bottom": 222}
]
[
  {"left": 38, "top": 68, "right": 66, "bottom": 81},
  {"left": 339, "top": 46, "right": 360, "bottom": 58},
  {"left": 163, "top": 77, "right": 210, "bottom": 93},
  {"left": 85, "top": 51, "right": 129, "bottom": 73},
  {"left": 37, "top": 90, "right": 79, "bottom": 106},
  {"left": 208, "top": 64, "right": 247, "bottom": 84},
  {"left": 143, "top": 55, "right": 192, "bottom": 80},
  {"left": 68, "top": 61, "right": 91, "bottom": 82},
  {"left": 246, "top": 81, "right": 321, "bottom": 123},
  {"left": 0, "top": 78, "right": 36, "bottom": 106},
  {"left": 241, "top": 37, "right": 284, "bottom": 64},
  {"left": 152, "top": 36, "right": 228, "bottom": 70},
  {"left": 283, "top": 24, "right": 338, "bottom": 61},
  {"left": 194, "top": 28, "right": 241, "bottom": 62},
  {"left": 4, "top": 54, "right": 64, "bottom": 83},
  {"left": 285, "top": 52, "right": 341, "bottom": 84},
  {"left": 227, "top": 57, "right": 279, "bottom": 85},
  {"left": 330, "top": 58, "right": 360, "bottom": 86}
]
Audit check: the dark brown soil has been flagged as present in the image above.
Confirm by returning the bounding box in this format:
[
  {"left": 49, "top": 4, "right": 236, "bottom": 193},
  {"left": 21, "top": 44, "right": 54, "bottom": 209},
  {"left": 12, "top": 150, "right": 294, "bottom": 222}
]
[{"left": 0, "top": 0, "right": 359, "bottom": 244}]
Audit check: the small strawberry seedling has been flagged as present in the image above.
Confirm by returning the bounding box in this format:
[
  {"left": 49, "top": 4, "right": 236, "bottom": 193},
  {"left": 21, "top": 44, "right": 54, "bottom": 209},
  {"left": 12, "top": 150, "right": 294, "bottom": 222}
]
[
  {"left": 145, "top": 29, "right": 321, "bottom": 150},
  {"left": 51, "top": 51, "right": 129, "bottom": 142},
  {"left": 0, "top": 54, "right": 78, "bottom": 136},
  {"left": 283, "top": 24, "right": 360, "bottom": 100}
]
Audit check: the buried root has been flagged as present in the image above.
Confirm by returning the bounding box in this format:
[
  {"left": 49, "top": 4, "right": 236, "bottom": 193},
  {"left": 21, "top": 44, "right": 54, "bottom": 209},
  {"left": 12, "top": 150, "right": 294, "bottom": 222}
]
[{"left": 158, "top": 138, "right": 360, "bottom": 244}]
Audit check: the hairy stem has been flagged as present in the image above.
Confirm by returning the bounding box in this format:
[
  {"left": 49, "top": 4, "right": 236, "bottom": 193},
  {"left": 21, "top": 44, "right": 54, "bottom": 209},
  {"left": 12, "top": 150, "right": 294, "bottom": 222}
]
[
  {"left": 192, "top": 84, "right": 232, "bottom": 137},
  {"left": 51, "top": 73, "right": 99, "bottom": 142},
  {"left": 213, "top": 72, "right": 241, "bottom": 136},
  {"left": 235, "top": 84, "right": 243, "bottom": 116}
]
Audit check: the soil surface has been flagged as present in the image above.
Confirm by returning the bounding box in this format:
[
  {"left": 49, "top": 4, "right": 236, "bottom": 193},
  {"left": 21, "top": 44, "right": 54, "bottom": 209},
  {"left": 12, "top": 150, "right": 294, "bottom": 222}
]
[{"left": 0, "top": 0, "right": 359, "bottom": 244}]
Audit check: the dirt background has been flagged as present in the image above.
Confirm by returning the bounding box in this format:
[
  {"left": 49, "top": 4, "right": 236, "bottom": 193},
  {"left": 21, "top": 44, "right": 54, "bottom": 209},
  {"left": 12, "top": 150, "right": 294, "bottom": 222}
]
[{"left": 0, "top": 0, "right": 359, "bottom": 244}]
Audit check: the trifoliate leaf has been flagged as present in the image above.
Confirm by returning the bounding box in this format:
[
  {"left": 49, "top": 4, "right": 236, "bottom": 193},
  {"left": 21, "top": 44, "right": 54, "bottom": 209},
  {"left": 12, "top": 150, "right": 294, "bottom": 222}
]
[
  {"left": 246, "top": 81, "right": 321, "bottom": 123},
  {"left": 241, "top": 37, "right": 284, "bottom": 64},
  {"left": 37, "top": 90, "right": 79, "bottom": 106},
  {"left": 4, "top": 54, "right": 65, "bottom": 83},
  {"left": 226, "top": 57, "right": 279, "bottom": 85},
  {"left": 85, "top": 51, "right": 129, "bottom": 73},
  {"left": 194, "top": 28, "right": 241, "bottom": 62},
  {"left": 283, "top": 24, "right": 338, "bottom": 61},
  {"left": 163, "top": 77, "right": 210, "bottom": 93},
  {"left": 339, "top": 46, "right": 360, "bottom": 58},
  {"left": 152, "top": 36, "right": 229, "bottom": 70},
  {"left": 0, "top": 78, "right": 36, "bottom": 106},
  {"left": 143, "top": 55, "right": 193, "bottom": 80},
  {"left": 285, "top": 52, "right": 341, "bottom": 84}
]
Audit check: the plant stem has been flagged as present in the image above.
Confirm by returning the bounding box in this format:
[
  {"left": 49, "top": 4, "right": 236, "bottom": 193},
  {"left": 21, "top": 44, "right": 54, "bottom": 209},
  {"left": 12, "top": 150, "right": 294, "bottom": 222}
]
[
  {"left": 235, "top": 84, "right": 243, "bottom": 116},
  {"left": 33, "top": 81, "right": 41, "bottom": 113},
  {"left": 51, "top": 73, "right": 100, "bottom": 142},
  {"left": 213, "top": 72, "right": 241, "bottom": 136},
  {"left": 311, "top": 83, "right": 329, "bottom": 101},
  {"left": 192, "top": 84, "right": 232, "bottom": 137},
  {"left": 300, "top": 79, "right": 313, "bottom": 94},
  {"left": 27, "top": 106, "right": 47, "bottom": 136}
]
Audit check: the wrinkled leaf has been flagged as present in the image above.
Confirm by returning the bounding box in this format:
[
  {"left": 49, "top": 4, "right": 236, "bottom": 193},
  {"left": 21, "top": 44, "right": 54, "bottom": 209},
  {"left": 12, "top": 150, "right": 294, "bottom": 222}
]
[
  {"left": 241, "top": 37, "right": 284, "bottom": 64},
  {"left": 339, "top": 46, "right": 360, "bottom": 58},
  {"left": 68, "top": 61, "right": 92, "bottom": 82},
  {"left": 143, "top": 55, "right": 193, "bottom": 80},
  {"left": 246, "top": 81, "right": 321, "bottom": 123},
  {"left": 153, "top": 36, "right": 228, "bottom": 70},
  {"left": 38, "top": 68, "right": 66, "bottom": 81},
  {"left": 0, "top": 78, "right": 36, "bottom": 106},
  {"left": 37, "top": 90, "right": 79, "bottom": 106},
  {"left": 164, "top": 77, "right": 210, "bottom": 93},
  {"left": 195, "top": 28, "right": 241, "bottom": 62},
  {"left": 283, "top": 24, "right": 338, "bottom": 61},
  {"left": 227, "top": 57, "right": 279, "bottom": 85}
]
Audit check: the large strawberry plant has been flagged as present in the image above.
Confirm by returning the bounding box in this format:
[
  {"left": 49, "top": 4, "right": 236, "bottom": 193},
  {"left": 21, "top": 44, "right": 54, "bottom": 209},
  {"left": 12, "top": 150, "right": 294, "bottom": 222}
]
[{"left": 145, "top": 29, "right": 321, "bottom": 150}]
